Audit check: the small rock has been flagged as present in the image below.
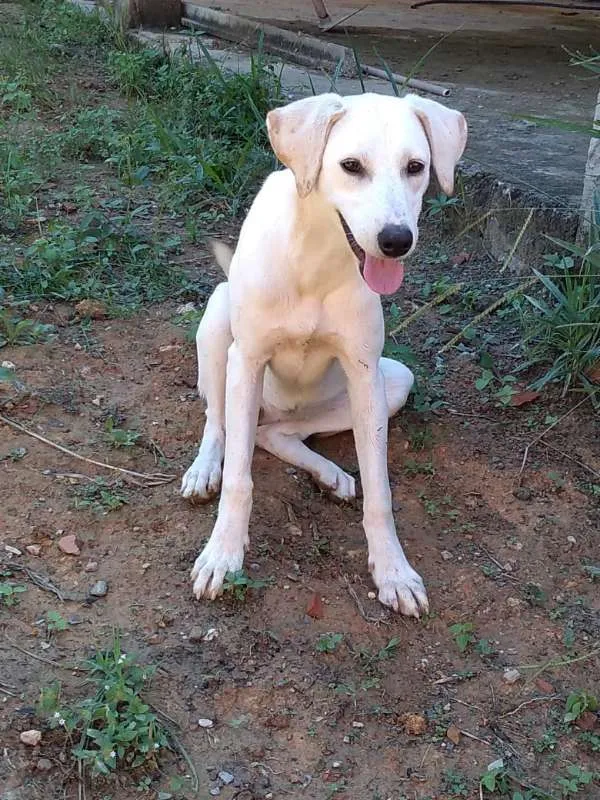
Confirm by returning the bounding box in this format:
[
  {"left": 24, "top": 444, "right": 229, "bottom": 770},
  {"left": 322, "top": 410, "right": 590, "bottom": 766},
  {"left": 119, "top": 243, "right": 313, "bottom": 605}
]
[
  {"left": 189, "top": 626, "right": 205, "bottom": 643},
  {"left": 20, "top": 729, "right": 42, "bottom": 746},
  {"left": 440, "top": 550, "right": 454, "bottom": 561},
  {"left": 89, "top": 580, "right": 108, "bottom": 597},
  {"left": 218, "top": 771, "right": 234, "bottom": 785},
  {"left": 567, "top": 535, "right": 576, "bottom": 545},
  {"left": 402, "top": 713, "right": 427, "bottom": 735},
  {"left": 503, "top": 668, "right": 521, "bottom": 684},
  {"left": 332, "top": 761, "right": 342, "bottom": 769},
  {"left": 5, "top": 545, "right": 22, "bottom": 556},
  {"left": 198, "top": 718, "right": 214, "bottom": 728},
  {"left": 176, "top": 302, "right": 196, "bottom": 315},
  {"left": 1, "top": 360, "right": 16, "bottom": 370},
  {"left": 367, "top": 591, "right": 376, "bottom": 600},
  {"left": 513, "top": 487, "right": 534, "bottom": 501},
  {"left": 209, "top": 788, "right": 221, "bottom": 797},
  {"left": 83, "top": 561, "right": 98, "bottom": 573},
  {"left": 446, "top": 724, "right": 461, "bottom": 745},
  {"left": 203, "top": 627, "right": 219, "bottom": 642},
  {"left": 26, "top": 544, "right": 41, "bottom": 556},
  {"left": 36, "top": 758, "right": 53, "bottom": 772},
  {"left": 352, "top": 721, "right": 364, "bottom": 728},
  {"left": 58, "top": 534, "right": 80, "bottom": 556}
]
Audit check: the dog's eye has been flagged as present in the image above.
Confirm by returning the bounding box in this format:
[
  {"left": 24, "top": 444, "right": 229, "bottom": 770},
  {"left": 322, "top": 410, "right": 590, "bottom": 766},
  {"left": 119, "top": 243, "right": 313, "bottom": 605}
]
[
  {"left": 341, "top": 158, "right": 364, "bottom": 176},
  {"left": 407, "top": 160, "right": 425, "bottom": 176}
]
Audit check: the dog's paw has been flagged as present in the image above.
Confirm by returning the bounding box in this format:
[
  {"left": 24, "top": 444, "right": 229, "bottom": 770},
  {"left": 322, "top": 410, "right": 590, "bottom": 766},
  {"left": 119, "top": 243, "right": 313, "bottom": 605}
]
[
  {"left": 371, "top": 560, "right": 429, "bottom": 618},
  {"left": 190, "top": 536, "right": 246, "bottom": 600},
  {"left": 181, "top": 454, "right": 222, "bottom": 502},
  {"left": 316, "top": 463, "right": 356, "bottom": 502}
]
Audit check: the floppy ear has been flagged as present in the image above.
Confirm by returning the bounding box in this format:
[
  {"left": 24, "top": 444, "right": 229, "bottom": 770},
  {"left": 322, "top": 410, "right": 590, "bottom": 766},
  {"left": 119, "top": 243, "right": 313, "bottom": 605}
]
[
  {"left": 406, "top": 95, "right": 467, "bottom": 195},
  {"left": 266, "top": 93, "right": 346, "bottom": 198}
]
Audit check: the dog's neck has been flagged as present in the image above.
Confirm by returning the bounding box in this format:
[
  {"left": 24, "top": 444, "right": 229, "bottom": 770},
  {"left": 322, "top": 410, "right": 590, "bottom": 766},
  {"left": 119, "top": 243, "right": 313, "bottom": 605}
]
[{"left": 289, "top": 187, "right": 357, "bottom": 297}]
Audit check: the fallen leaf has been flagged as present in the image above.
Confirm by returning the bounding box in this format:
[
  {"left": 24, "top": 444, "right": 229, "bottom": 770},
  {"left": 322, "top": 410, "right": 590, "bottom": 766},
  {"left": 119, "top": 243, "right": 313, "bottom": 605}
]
[
  {"left": 575, "top": 711, "right": 599, "bottom": 732},
  {"left": 585, "top": 362, "right": 600, "bottom": 384},
  {"left": 446, "top": 724, "right": 461, "bottom": 745},
  {"left": 452, "top": 251, "right": 470, "bottom": 265},
  {"left": 306, "top": 593, "right": 324, "bottom": 619},
  {"left": 402, "top": 713, "right": 427, "bottom": 736},
  {"left": 75, "top": 299, "right": 107, "bottom": 320},
  {"left": 510, "top": 390, "right": 541, "bottom": 407},
  {"left": 58, "top": 534, "right": 80, "bottom": 556}
]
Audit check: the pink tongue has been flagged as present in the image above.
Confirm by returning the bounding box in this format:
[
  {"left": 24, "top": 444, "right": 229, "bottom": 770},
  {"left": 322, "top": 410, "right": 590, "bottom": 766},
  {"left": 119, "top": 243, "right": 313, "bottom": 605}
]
[{"left": 363, "top": 255, "right": 405, "bottom": 295}]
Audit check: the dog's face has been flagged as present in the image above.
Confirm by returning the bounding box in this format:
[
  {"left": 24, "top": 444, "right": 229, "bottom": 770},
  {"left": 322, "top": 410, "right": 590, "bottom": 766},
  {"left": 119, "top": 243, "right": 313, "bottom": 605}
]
[{"left": 267, "top": 93, "right": 467, "bottom": 294}]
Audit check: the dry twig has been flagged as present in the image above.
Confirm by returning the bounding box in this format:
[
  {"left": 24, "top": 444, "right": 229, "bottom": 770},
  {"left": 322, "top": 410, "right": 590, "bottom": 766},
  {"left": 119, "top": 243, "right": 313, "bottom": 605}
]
[{"left": 0, "top": 413, "right": 175, "bottom": 487}]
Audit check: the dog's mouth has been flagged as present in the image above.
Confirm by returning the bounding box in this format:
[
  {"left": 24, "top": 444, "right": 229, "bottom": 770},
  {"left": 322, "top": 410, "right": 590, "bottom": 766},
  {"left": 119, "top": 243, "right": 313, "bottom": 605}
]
[{"left": 338, "top": 213, "right": 405, "bottom": 296}]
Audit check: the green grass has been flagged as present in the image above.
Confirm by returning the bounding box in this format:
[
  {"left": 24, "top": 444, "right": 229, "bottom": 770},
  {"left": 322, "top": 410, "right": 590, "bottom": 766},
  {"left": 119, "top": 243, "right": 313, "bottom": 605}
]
[
  {"left": 38, "top": 634, "right": 170, "bottom": 777},
  {"left": 0, "top": 0, "right": 283, "bottom": 307}
]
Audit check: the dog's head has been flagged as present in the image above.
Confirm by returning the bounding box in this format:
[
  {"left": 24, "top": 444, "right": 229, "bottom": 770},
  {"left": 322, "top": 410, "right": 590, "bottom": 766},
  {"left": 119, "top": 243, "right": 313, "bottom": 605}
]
[{"left": 266, "top": 92, "right": 467, "bottom": 295}]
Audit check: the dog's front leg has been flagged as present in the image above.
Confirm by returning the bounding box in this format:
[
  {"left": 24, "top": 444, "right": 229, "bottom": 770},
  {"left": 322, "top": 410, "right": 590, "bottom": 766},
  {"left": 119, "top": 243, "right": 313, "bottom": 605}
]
[
  {"left": 344, "top": 358, "right": 429, "bottom": 617},
  {"left": 191, "top": 343, "right": 265, "bottom": 600}
]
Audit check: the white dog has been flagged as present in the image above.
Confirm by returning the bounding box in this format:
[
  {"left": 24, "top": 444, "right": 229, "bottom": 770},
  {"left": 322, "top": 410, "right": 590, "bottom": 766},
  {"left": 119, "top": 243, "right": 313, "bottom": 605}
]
[{"left": 181, "top": 92, "right": 467, "bottom": 617}]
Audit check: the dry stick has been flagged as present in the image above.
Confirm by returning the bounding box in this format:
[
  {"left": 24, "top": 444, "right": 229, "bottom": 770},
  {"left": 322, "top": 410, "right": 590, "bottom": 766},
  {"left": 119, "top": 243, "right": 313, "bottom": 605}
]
[
  {"left": 320, "top": 4, "right": 369, "bottom": 32},
  {"left": 517, "top": 644, "right": 600, "bottom": 679},
  {"left": 536, "top": 438, "right": 600, "bottom": 480},
  {"left": 459, "top": 728, "right": 492, "bottom": 746},
  {"left": 389, "top": 282, "right": 464, "bottom": 336},
  {"left": 499, "top": 208, "right": 534, "bottom": 274},
  {"left": 0, "top": 414, "right": 175, "bottom": 486},
  {"left": 342, "top": 575, "right": 390, "bottom": 625},
  {"left": 0, "top": 561, "right": 77, "bottom": 602},
  {"left": 438, "top": 277, "right": 537, "bottom": 354},
  {"left": 516, "top": 393, "right": 594, "bottom": 484},
  {"left": 4, "top": 638, "right": 84, "bottom": 671},
  {"left": 499, "top": 694, "right": 561, "bottom": 719}
]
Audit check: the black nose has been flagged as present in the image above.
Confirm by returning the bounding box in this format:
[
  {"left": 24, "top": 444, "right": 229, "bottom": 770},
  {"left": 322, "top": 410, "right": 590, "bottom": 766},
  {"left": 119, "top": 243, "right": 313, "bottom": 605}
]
[{"left": 377, "top": 225, "right": 413, "bottom": 258}]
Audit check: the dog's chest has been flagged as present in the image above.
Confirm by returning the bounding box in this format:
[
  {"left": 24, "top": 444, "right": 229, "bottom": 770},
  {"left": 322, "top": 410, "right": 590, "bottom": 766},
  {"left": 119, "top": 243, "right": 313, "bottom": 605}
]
[{"left": 267, "top": 301, "right": 335, "bottom": 386}]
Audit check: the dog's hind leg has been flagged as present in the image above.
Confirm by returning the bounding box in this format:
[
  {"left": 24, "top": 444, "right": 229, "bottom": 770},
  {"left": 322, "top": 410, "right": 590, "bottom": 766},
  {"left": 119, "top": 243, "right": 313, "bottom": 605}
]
[
  {"left": 181, "top": 282, "right": 232, "bottom": 501},
  {"left": 256, "top": 358, "right": 413, "bottom": 501}
]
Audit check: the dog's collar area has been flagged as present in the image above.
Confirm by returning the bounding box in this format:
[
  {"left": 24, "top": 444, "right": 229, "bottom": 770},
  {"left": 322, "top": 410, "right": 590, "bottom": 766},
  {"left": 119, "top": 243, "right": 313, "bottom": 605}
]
[{"left": 337, "top": 213, "right": 365, "bottom": 272}]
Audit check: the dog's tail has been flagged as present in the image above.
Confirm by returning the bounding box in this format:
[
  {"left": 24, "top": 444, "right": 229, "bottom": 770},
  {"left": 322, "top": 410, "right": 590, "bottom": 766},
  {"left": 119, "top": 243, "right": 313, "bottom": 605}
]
[{"left": 210, "top": 240, "right": 234, "bottom": 278}]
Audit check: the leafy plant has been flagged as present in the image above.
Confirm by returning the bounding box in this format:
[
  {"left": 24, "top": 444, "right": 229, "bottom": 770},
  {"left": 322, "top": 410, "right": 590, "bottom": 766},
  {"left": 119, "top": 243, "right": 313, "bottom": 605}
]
[
  {"left": 46, "top": 610, "right": 68, "bottom": 634},
  {"left": 426, "top": 192, "right": 461, "bottom": 220},
  {"left": 72, "top": 478, "right": 128, "bottom": 514},
  {"left": 38, "top": 634, "right": 169, "bottom": 776},
  {"left": 104, "top": 417, "right": 141, "bottom": 448},
  {"left": 0, "top": 308, "right": 55, "bottom": 347},
  {"left": 557, "top": 764, "right": 595, "bottom": 796},
  {"left": 316, "top": 633, "right": 344, "bottom": 653},
  {"left": 564, "top": 690, "right": 598, "bottom": 724},
  {"left": 221, "top": 569, "right": 270, "bottom": 601},
  {"left": 519, "top": 234, "right": 600, "bottom": 399},
  {"left": 449, "top": 622, "right": 475, "bottom": 653},
  {"left": 0, "top": 581, "right": 27, "bottom": 606}
]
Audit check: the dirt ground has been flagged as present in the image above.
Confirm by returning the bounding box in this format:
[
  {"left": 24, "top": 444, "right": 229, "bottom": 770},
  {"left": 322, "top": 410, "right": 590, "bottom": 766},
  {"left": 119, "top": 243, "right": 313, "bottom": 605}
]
[
  {"left": 1, "top": 244, "right": 600, "bottom": 799},
  {"left": 1, "top": 3, "right": 599, "bottom": 800}
]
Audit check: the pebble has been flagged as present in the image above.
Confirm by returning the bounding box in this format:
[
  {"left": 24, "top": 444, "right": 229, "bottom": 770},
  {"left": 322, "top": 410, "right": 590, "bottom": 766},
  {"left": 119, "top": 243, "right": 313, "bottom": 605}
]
[
  {"left": 367, "top": 591, "right": 376, "bottom": 600},
  {"left": 440, "top": 550, "right": 454, "bottom": 561},
  {"left": 89, "top": 580, "right": 108, "bottom": 597},
  {"left": 20, "top": 729, "right": 42, "bottom": 746},
  {"left": 36, "top": 758, "right": 53, "bottom": 772},
  {"left": 26, "top": 545, "right": 41, "bottom": 556},
  {"left": 352, "top": 721, "right": 364, "bottom": 728},
  {"left": 513, "top": 487, "right": 534, "bottom": 501},
  {"left": 189, "top": 626, "right": 205, "bottom": 643},
  {"left": 84, "top": 561, "right": 98, "bottom": 572},
  {"left": 332, "top": 761, "right": 342, "bottom": 768},
  {"left": 209, "top": 788, "right": 221, "bottom": 796},
  {"left": 503, "top": 668, "right": 521, "bottom": 684},
  {"left": 567, "top": 535, "right": 576, "bottom": 545},
  {"left": 218, "top": 771, "right": 234, "bottom": 785},
  {"left": 198, "top": 718, "right": 214, "bottom": 728},
  {"left": 1, "top": 360, "right": 16, "bottom": 370},
  {"left": 5, "top": 545, "right": 22, "bottom": 556},
  {"left": 58, "top": 534, "right": 80, "bottom": 556}
]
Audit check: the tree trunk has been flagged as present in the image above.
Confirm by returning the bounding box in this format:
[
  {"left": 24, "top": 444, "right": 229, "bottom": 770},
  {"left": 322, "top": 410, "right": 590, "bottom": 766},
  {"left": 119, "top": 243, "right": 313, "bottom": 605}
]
[{"left": 578, "top": 86, "right": 600, "bottom": 241}]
